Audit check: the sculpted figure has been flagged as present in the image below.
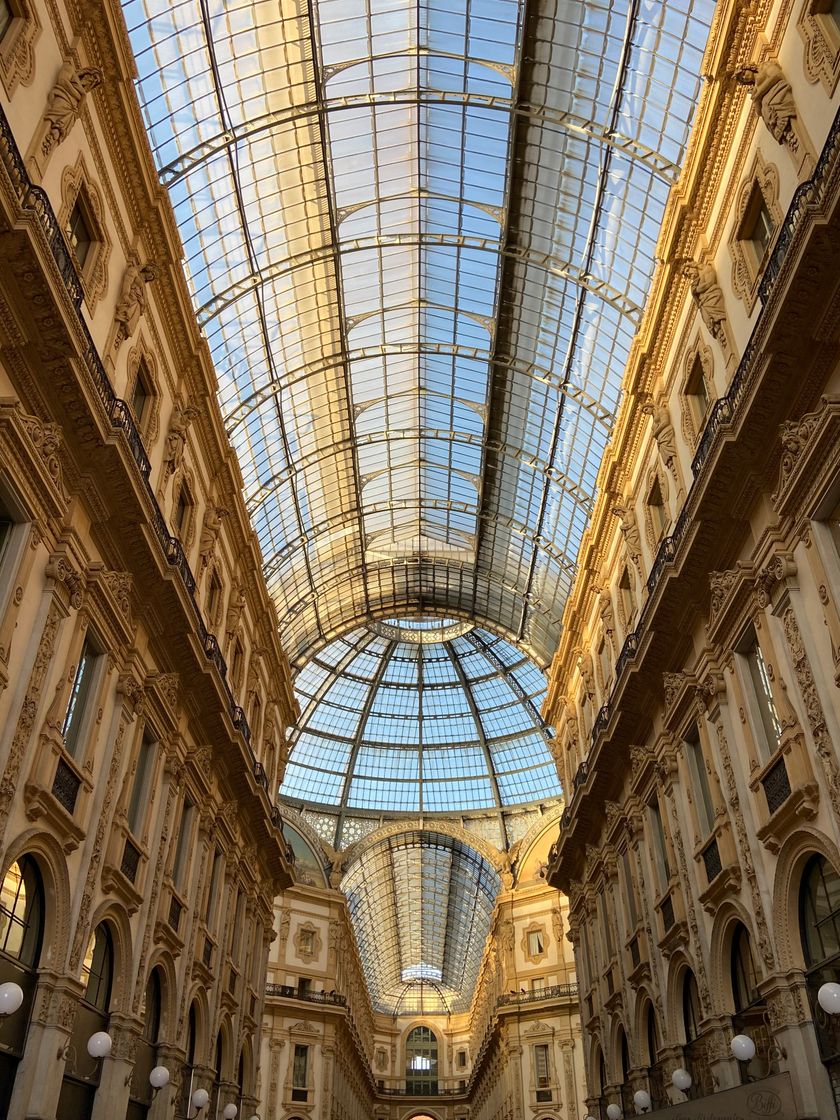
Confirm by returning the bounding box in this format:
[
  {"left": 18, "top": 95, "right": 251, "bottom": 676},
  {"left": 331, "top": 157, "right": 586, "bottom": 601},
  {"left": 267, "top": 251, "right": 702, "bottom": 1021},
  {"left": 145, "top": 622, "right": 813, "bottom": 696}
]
[
  {"left": 225, "top": 587, "right": 246, "bottom": 640},
  {"left": 114, "top": 260, "right": 158, "bottom": 346},
  {"left": 612, "top": 502, "right": 642, "bottom": 569},
  {"left": 682, "top": 261, "right": 729, "bottom": 351},
  {"left": 736, "top": 61, "right": 797, "bottom": 145},
  {"left": 162, "top": 402, "right": 199, "bottom": 481},
  {"left": 199, "top": 505, "right": 228, "bottom": 568},
  {"left": 578, "top": 651, "right": 595, "bottom": 699},
  {"left": 43, "top": 61, "right": 103, "bottom": 156},
  {"left": 641, "top": 396, "right": 678, "bottom": 470}
]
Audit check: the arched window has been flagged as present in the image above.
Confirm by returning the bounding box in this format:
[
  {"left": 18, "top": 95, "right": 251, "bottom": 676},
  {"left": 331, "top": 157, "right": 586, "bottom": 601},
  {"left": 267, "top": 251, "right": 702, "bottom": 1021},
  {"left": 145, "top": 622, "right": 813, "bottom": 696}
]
[
  {"left": 0, "top": 856, "right": 44, "bottom": 967},
  {"left": 682, "top": 970, "right": 701, "bottom": 1043},
  {"left": 128, "top": 969, "right": 164, "bottom": 1118},
  {"left": 646, "top": 1004, "right": 659, "bottom": 1066},
  {"left": 0, "top": 857, "right": 46, "bottom": 1117},
  {"left": 799, "top": 854, "right": 840, "bottom": 1073},
  {"left": 81, "top": 924, "right": 113, "bottom": 1012},
  {"left": 731, "top": 924, "right": 760, "bottom": 1012},
  {"left": 800, "top": 854, "right": 840, "bottom": 970},
  {"left": 57, "top": 923, "right": 114, "bottom": 1120},
  {"left": 405, "top": 1026, "right": 438, "bottom": 1095}
]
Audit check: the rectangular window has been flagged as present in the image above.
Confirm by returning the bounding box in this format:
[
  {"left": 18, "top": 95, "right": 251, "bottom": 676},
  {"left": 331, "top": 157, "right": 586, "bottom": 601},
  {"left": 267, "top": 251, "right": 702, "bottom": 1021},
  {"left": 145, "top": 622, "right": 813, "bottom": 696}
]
[
  {"left": 174, "top": 484, "right": 192, "bottom": 536},
  {"left": 598, "top": 640, "right": 610, "bottom": 689},
  {"left": 741, "top": 185, "right": 775, "bottom": 267},
  {"left": 648, "top": 477, "right": 666, "bottom": 539},
  {"left": 207, "top": 571, "right": 222, "bottom": 623},
  {"left": 130, "top": 361, "right": 151, "bottom": 427},
  {"left": 205, "top": 848, "right": 222, "bottom": 924},
  {"left": 534, "top": 1043, "right": 551, "bottom": 1100},
  {"left": 686, "top": 356, "right": 710, "bottom": 430},
  {"left": 686, "top": 729, "right": 715, "bottom": 837},
  {"left": 172, "top": 798, "right": 194, "bottom": 890},
  {"left": 298, "top": 977, "right": 311, "bottom": 995},
  {"left": 66, "top": 200, "right": 93, "bottom": 268},
  {"left": 621, "top": 849, "right": 638, "bottom": 930},
  {"left": 619, "top": 566, "right": 634, "bottom": 623},
  {"left": 527, "top": 929, "right": 544, "bottom": 956},
  {"left": 457, "top": 1049, "right": 467, "bottom": 1069},
  {"left": 0, "top": 2, "right": 13, "bottom": 41},
  {"left": 598, "top": 889, "right": 614, "bottom": 958},
  {"left": 648, "top": 797, "right": 670, "bottom": 893},
  {"left": 292, "top": 1044, "right": 308, "bottom": 1100},
  {"left": 62, "top": 638, "right": 100, "bottom": 758},
  {"left": 127, "top": 733, "right": 155, "bottom": 836},
  {"left": 741, "top": 628, "right": 781, "bottom": 759}
]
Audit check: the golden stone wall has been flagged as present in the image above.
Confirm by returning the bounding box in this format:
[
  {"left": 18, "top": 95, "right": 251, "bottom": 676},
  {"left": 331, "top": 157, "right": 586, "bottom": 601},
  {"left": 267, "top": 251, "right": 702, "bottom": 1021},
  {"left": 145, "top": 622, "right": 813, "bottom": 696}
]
[{"left": 544, "top": 0, "right": 840, "bottom": 1116}]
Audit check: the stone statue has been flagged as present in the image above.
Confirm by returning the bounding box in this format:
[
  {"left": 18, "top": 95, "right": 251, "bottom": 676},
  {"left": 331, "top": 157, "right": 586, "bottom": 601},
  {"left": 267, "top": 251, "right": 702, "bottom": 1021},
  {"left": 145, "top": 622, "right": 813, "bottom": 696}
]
[
  {"left": 199, "top": 505, "right": 228, "bottom": 568},
  {"left": 42, "top": 61, "right": 103, "bottom": 156},
  {"left": 578, "top": 651, "right": 595, "bottom": 699},
  {"left": 162, "top": 402, "right": 199, "bottom": 483},
  {"left": 612, "top": 502, "right": 642, "bottom": 570},
  {"left": 682, "top": 260, "right": 730, "bottom": 354},
  {"left": 225, "top": 587, "right": 246, "bottom": 641},
  {"left": 597, "top": 586, "right": 615, "bottom": 638},
  {"left": 641, "top": 396, "right": 678, "bottom": 471},
  {"left": 736, "top": 61, "right": 797, "bottom": 146},
  {"left": 114, "top": 260, "right": 158, "bottom": 347}
]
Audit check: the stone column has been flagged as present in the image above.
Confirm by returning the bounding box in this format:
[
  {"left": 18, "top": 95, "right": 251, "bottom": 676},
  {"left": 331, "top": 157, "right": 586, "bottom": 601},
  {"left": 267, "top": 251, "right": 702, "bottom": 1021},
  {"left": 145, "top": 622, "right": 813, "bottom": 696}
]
[
  {"left": 149, "top": 1042, "right": 183, "bottom": 1120},
  {"left": 7, "top": 973, "right": 81, "bottom": 1120},
  {"left": 90, "top": 1013, "right": 139, "bottom": 1120}
]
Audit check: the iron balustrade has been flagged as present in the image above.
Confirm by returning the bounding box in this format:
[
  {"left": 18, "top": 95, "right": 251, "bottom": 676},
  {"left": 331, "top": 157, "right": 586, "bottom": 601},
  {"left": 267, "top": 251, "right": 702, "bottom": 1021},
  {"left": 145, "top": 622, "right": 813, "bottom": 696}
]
[
  {"left": 762, "top": 755, "right": 792, "bottom": 815},
  {"left": 497, "top": 983, "right": 579, "bottom": 1007},
  {"left": 0, "top": 100, "right": 297, "bottom": 837},
  {"left": 701, "top": 835, "right": 723, "bottom": 884},
  {"left": 265, "top": 984, "right": 347, "bottom": 1006},
  {"left": 552, "top": 104, "right": 840, "bottom": 849}
]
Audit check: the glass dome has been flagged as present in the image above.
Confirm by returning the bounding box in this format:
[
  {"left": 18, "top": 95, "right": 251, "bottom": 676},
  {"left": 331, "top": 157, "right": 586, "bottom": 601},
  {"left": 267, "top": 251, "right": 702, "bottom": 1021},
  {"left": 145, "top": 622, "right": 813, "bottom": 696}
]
[{"left": 280, "top": 621, "right": 562, "bottom": 814}]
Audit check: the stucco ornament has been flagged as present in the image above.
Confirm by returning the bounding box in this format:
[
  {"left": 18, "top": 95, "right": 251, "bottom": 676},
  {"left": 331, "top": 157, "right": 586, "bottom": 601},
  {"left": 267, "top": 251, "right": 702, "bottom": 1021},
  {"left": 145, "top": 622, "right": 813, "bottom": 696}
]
[
  {"left": 681, "top": 260, "right": 730, "bottom": 357},
  {"left": 736, "top": 61, "right": 797, "bottom": 145},
  {"left": 114, "top": 260, "right": 158, "bottom": 348}
]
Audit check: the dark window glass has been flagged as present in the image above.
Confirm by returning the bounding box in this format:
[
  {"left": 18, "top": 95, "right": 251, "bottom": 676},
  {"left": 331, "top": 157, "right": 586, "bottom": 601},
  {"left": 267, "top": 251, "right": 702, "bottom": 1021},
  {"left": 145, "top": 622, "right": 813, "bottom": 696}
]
[
  {"left": 82, "top": 924, "right": 113, "bottom": 1012},
  {"left": 731, "top": 924, "right": 759, "bottom": 1012},
  {"left": 0, "top": 2, "right": 14, "bottom": 42},
  {"left": 127, "top": 734, "right": 155, "bottom": 836},
  {"left": 800, "top": 854, "right": 840, "bottom": 968},
  {"left": 0, "top": 855, "right": 44, "bottom": 967},
  {"left": 143, "top": 969, "right": 162, "bottom": 1044},
  {"left": 682, "top": 970, "right": 701, "bottom": 1042},
  {"left": 66, "top": 201, "right": 93, "bottom": 268},
  {"left": 130, "top": 364, "right": 150, "bottom": 426},
  {"left": 62, "top": 638, "right": 100, "bottom": 757}
]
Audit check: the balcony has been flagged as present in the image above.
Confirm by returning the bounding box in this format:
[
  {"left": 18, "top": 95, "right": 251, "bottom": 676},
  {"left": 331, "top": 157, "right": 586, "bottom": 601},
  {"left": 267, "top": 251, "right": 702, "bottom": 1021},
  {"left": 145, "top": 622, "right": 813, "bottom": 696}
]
[
  {"left": 497, "top": 983, "right": 579, "bottom": 1008},
  {"left": 265, "top": 984, "right": 347, "bottom": 1007}
]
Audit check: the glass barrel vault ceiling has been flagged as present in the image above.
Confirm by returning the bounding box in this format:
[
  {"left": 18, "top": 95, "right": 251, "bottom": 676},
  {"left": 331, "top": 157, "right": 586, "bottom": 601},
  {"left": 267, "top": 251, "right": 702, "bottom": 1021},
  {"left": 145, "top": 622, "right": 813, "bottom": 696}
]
[
  {"left": 341, "top": 831, "right": 501, "bottom": 1014},
  {"left": 280, "top": 622, "right": 561, "bottom": 814},
  {"left": 123, "top": 0, "right": 715, "bottom": 672}
]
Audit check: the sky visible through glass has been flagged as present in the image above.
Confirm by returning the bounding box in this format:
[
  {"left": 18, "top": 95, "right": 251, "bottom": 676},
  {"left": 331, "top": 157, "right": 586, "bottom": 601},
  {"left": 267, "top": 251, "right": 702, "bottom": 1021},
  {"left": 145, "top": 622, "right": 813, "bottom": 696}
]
[{"left": 122, "top": 0, "right": 715, "bottom": 673}]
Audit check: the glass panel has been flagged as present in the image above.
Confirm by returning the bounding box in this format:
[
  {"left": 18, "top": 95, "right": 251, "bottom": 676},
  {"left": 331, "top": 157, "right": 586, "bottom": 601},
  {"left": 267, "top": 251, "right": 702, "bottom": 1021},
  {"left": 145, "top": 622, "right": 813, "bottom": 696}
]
[
  {"left": 81, "top": 925, "right": 113, "bottom": 1012},
  {"left": 62, "top": 639, "right": 100, "bottom": 758},
  {"left": 127, "top": 735, "right": 155, "bottom": 836},
  {"left": 0, "top": 857, "right": 43, "bottom": 967},
  {"left": 686, "top": 733, "right": 715, "bottom": 837},
  {"left": 122, "top": 0, "right": 715, "bottom": 668}
]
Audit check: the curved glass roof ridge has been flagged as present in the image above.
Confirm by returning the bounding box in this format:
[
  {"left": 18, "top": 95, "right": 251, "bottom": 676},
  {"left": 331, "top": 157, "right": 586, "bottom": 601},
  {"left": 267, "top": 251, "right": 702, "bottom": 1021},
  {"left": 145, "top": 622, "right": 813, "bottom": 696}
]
[
  {"left": 123, "top": 0, "right": 715, "bottom": 668},
  {"left": 280, "top": 624, "right": 561, "bottom": 814}
]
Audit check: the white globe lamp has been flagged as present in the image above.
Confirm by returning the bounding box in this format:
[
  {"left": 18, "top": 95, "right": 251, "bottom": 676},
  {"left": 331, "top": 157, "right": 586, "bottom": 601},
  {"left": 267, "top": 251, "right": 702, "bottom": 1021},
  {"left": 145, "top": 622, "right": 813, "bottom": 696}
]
[
  {"left": 633, "top": 1088, "right": 652, "bottom": 1112},
  {"left": 192, "top": 1088, "right": 210, "bottom": 1110},
  {"left": 731, "top": 1034, "right": 756, "bottom": 1062},
  {"left": 149, "top": 1065, "right": 170, "bottom": 1089},
  {"left": 818, "top": 982, "right": 840, "bottom": 1015},
  {"left": 223, "top": 1106, "right": 238, "bottom": 1120},
  {"left": 86, "top": 1031, "right": 113, "bottom": 1059},
  {"left": 0, "top": 981, "right": 24, "bottom": 1016},
  {"left": 672, "top": 1067, "right": 692, "bottom": 1092},
  {"left": 607, "top": 1105, "right": 623, "bottom": 1120}
]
